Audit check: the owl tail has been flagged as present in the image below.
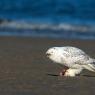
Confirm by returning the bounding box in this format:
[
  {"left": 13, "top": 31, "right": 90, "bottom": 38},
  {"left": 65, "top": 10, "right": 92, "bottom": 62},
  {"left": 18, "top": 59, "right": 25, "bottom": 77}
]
[{"left": 83, "top": 63, "right": 95, "bottom": 72}]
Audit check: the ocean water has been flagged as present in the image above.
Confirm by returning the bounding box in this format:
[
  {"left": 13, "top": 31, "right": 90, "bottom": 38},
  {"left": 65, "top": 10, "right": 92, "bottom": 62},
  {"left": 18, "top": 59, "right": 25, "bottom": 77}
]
[{"left": 0, "top": 0, "right": 95, "bottom": 39}]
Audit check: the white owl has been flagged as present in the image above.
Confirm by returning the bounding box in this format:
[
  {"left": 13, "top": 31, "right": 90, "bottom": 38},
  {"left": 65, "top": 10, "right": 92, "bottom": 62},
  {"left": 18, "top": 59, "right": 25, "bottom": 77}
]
[{"left": 46, "top": 46, "right": 95, "bottom": 77}]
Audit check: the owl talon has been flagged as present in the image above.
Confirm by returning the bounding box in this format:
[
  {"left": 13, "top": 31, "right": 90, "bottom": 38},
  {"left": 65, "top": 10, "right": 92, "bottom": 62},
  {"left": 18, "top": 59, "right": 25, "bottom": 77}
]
[{"left": 59, "top": 69, "right": 67, "bottom": 76}]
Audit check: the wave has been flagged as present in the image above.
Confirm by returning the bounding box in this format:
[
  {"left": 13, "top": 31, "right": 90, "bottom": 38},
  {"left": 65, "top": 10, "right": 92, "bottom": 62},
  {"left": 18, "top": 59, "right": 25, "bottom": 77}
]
[
  {"left": 0, "top": 20, "right": 95, "bottom": 40},
  {"left": 0, "top": 20, "right": 95, "bottom": 32}
]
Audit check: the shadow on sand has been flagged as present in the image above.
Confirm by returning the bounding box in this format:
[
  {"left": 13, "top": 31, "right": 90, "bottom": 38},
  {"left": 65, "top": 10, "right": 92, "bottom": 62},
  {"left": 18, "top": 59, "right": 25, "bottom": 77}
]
[{"left": 46, "top": 73, "right": 95, "bottom": 78}]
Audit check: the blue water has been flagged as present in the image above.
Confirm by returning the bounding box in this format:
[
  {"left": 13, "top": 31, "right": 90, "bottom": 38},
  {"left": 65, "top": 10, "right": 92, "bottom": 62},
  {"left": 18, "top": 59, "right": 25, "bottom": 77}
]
[{"left": 0, "top": 0, "right": 95, "bottom": 39}]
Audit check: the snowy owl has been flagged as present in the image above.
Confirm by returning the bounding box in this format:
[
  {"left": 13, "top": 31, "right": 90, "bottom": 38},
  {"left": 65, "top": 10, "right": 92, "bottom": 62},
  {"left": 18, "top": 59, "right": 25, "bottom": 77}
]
[{"left": 46, "top": 46, "right": 95, "bottom": 77}]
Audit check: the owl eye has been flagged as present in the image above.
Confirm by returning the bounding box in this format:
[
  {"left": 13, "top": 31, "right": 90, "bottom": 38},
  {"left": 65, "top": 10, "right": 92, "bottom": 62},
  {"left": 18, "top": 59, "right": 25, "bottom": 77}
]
[{"left": 53, "top": 47, "right": 56, "bottom": 49}]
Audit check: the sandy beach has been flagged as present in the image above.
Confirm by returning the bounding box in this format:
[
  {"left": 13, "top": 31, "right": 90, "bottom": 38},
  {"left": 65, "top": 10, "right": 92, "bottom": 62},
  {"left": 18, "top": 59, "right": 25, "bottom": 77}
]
[{"left": 0, "top": 37, "right": 95, "bottom": 95}]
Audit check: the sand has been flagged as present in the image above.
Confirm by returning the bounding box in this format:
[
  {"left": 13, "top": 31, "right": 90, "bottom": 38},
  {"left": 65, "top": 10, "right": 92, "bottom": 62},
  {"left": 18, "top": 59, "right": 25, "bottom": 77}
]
[{"left": 0, "top": 37, "right": 95, "bottom": 95}]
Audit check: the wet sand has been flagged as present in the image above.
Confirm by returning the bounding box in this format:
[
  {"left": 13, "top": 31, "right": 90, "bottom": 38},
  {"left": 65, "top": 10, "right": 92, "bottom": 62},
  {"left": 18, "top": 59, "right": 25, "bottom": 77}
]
[{"left": 0, "top": 37, "right": 95, "bottom": 95}]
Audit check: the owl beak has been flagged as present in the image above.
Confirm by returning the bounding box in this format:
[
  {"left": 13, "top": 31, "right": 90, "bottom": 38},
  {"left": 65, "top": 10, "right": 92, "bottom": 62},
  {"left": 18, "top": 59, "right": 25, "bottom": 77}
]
[{"left": 46, "top": 53, "right": 51, "bottom": 57}]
